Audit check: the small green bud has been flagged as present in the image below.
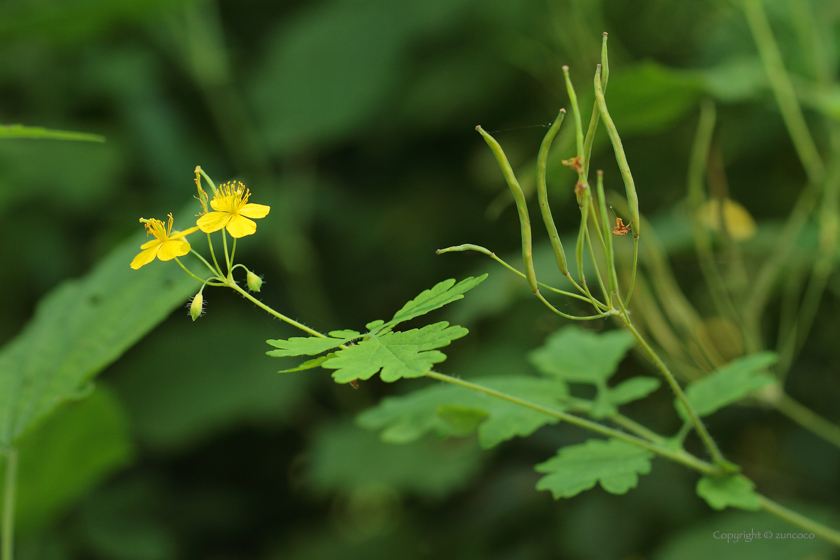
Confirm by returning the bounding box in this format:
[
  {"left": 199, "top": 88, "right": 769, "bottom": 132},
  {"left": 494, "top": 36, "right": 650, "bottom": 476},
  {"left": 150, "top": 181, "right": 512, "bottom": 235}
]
[
  {"left": 189, "top": 293, "right": 204, "bottom": 321},
  {"left": 246, "top": 270, "right": 263, "bottom": 292}
]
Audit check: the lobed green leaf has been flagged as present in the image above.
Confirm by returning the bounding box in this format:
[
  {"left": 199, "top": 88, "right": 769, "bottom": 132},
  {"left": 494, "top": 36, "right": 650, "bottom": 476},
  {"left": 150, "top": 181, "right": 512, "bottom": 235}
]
[
  {"left": 677, "top": 352, "right": 777, "bottom": 419},
  {"left": 529, "top": 326, "right": 636, "bottom": 384},
  {"left": 387, "top": 275, "right": 487, "bottom": 329},
  {"left": 696, "top": 474, "right": 761, "bottom": 511},
  {"left": 357, "top": 376, "right": 569, "bottom": 449},
  {"left": 535, "top": 439, "right": 654, "bottom": 499},
  {"left": 266, "top": 332, "right": 359, "bottom": 357},
  {"left": 608, "top": 377, "right": 661, "bottom": 406},
  {"left": 323, "top": 322, "right": 467, "bottom": 383}
]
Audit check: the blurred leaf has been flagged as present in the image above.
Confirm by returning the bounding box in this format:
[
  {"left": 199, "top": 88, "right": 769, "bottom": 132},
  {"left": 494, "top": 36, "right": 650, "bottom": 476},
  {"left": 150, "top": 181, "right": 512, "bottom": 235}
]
[
  {"left": 110, "top": 309, "right": 306, "bottom": 451},
  {"left": 528, "top": 326, "right": 636, "bottom": 383},
  {"left": 308, "top": 422, "right": 483, "bottom": 498},
  {"left": 0, "top": 233, "right": 198, "bottom": 447},
  {"left": 250, "top": 0, "right": 474, "bottom": 154},
  {"left": 324, "top": 321, "right": 468, "bottom": 383},
  {"left": 654, "top": 503, "right": 840, "bottom": 560},
  {"left": 7, "top": 387, "right": 133, "bottom": 533},
  {"left": 78, "top": 478, "right": 177, "bottom": 560},
  {"left": 603, "top": 62, "right": 705, "bottom": 135},
  {"left": 357, "top": 376, "right": 569, "bottom": 449},
  {"left": 701, "top": 56, "right": 766, "bottom": 103},
  {"left": 535, "top": 439, "right": 654, "bottom": 499},
  {"left": 676, "top": 352, "right": 777, "bottom": 419},
  {"left": 0, "top": 139, "right": 123, "bottom": 214},
  {"left": 695, "top": 474, "right": 761, "bottom": 511},
  {"left": 608, "top": 377, "right": 661, "bottom": 406},
  {"left": 0, "top": 123, "right": 104, "bottom": 142}
]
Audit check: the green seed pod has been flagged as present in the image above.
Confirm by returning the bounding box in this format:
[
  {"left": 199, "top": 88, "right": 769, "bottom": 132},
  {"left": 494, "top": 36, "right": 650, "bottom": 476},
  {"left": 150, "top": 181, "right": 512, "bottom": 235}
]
[
  {"left": 190, "top": 293, "right": 204, "bottom": 321},
  {"left": 476, "top": 125, "right": 538, "bottom": 293},
  {"left": 247, "top": 270, "right": 263, "bottom": 292}
]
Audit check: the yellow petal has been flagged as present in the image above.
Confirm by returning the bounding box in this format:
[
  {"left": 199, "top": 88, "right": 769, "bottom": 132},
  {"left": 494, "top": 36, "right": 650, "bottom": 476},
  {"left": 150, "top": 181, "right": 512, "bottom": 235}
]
[
  {"left": 140, "top": 238, "right": 161, "bottom": 250},
  {"left": 169, "top": 226, "right": 200, "bottom": 240},
  {"left": 158, "top": 239, "right": 191, "bottom": 261},
  {"left": 197, "top": 212, "right": 231, "bottom": 233},
  {"left": 225, "top": 215, "right": 257, "bottom": 238},
  {"left": 239, "top": 203, "right": 270, "bottom": 219},
  {"left": 130, "top": 245, "right": 161, "bottom": 269}
]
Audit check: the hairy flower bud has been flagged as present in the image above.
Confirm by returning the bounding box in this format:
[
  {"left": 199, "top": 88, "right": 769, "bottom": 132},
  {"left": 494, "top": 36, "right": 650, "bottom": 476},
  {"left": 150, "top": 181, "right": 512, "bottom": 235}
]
[
  {"left": 189, "top": 293, "right": 204, "bottom": 321},
  {"left": 246, "top": 270, "right": 263, "bottom": 292}
]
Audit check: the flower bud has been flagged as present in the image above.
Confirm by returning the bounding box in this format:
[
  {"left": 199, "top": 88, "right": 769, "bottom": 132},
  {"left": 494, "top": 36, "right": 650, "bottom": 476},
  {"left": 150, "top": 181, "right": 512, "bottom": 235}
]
[
  {"left": 246, "top": 270, "right": 263, "bottom": 292},
  {"left": 189, "top": 293, "right": 204, "bottom": 321}
]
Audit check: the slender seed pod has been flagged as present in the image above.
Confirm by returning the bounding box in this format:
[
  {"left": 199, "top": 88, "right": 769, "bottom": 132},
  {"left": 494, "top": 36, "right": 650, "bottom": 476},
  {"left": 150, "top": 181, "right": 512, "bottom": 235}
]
[
  {"left": 594, "top": 64, "right": 640, "bottom": 238},
  {"left": 597, "top": 170, "right": 618, "bottom": 300},
  {"left": 536, "top": 110, "right": 570, "bottom": 276},
  {"left": 476, "top": 126, "right": 539, "bottom": 293},
  {"left": 562, "top": 66, "right": 585, "bottom": 161},
  {"left": 583, "top": 32, "right": 610, "bottom": 179}
]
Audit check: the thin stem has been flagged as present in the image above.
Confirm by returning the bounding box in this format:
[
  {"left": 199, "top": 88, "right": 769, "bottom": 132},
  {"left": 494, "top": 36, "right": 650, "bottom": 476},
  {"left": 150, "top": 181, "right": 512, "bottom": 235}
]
[
  {"left": 583, "top": 219, "right": 610, "bottom": 303},
  {"left": 744, "top": 0, "right": 825, "bottom": 184},
  {"left": 774, "top": 394, "right": 840, "bottom": 450},
  {"left": 191, "top": 249, "right": 222, "bottom": 277},
  {"left": 435, "top": 244, "right": 606, "bottom": 307},
  {"left": 229, "top": 237, "right": 237, "bottom": 268},
  {"left": 759, "top": 495, "right": 840, "bottom": 546},
  {"left": 198, "top": 167, "right": 218, "bottom": 194},
  {"left": 596, "top": 171, "right": 618, "bottom": 302},
  {"left": 206, "top": 233, "right": 222, "bottom": 274},
  {"left": 2, "top": 448, "right": 17, "bottom": 560},
  {"left": 623, "top": 237, "right": 639, "bottom": 307},
  {"left": 609, "top": 414, "right": 667, "bottom": 445},
  {"left": 424, "top": 371, "right": 716, "bottom": 475},
  {"left": 535, "top": 292, "right": 616, "bottom": 321},
  {"left": 622, "top": 318, "right": 731, "bottom": 470},
  {"left": 173, "top": 258, "right": 210, "bottom": 284},
  {"left": 222, "top": 229, "right": 231, "bottom": 276},
  {"left": 228, "top": 282, "right": 329, "bottom": 339}
]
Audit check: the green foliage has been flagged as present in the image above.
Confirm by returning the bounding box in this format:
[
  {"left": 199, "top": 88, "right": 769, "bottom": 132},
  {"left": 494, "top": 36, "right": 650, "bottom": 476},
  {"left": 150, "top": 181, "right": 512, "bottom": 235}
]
[
  {"left": 696, "top": 474, "right": 761, "bottom": 512},
  {"left": 529, "top": 326, "right": 636, "bottom": 383},
  {"left": 267, "top": 277, "right": 485, "bottom": 383},
  {"left": 534, "top": 439, "right": 654, "bottom": 499},
  {"left": 5, "top": 387, "right": 133, "bottom": 534},
  {"left": 0, "top": 123, "right": 104, "bottom": 142},
  {"left": 0, "top": 235, "right": 197, "bottom": 447},
  {"left": 110, "top": 310, "right": 306, "bottom": 451},
  {"left": 325, "top": 322, "right": 468, "bottom": 383},
  {"left": 528, "top": 326, "right": 658, "bottom": 417},
  {"left": 357, "top": 376, "right": 569, "bottom": 449},
  {"left": 677, "top": 352, "right": 777, "bottom": 419},
  {"left": 307, "top": 422, "right": 484, "bottom": 498}
]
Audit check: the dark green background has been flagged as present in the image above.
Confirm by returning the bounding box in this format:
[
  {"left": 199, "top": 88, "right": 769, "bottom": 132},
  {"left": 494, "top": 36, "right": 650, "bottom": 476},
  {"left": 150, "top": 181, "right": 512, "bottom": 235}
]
[{"left": 1, "top": 0, "right": 839, "bottom": 558}]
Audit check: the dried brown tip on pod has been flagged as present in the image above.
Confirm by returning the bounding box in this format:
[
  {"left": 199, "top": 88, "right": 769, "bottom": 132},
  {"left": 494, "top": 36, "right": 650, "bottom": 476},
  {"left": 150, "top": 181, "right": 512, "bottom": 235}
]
[
  {"left": 562, "top": 65, "right": 569, "bottom": 71},
  {"left": 603, "top": 31, "right": 608, "bottom": 36},
  {"left": 597, "top": 169, "right": 604, "bottom": 176},
  {"left": 475, "top": 125, "right": 482, "bottom": 131},
  {"left": 559, "top": 108, "right": 566, "bottom": 113}
]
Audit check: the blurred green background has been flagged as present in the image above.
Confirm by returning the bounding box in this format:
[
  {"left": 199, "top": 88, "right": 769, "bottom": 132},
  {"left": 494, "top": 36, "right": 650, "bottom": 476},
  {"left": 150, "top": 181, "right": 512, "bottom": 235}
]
[{"left": 2, "top": 0, "right": 840, "bottom": 558}]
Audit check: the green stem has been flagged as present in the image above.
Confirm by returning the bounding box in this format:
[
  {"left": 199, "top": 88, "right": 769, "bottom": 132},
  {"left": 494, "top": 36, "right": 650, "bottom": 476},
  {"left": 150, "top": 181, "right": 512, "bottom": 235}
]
[
  {"left": 535, "top": 292, "right": 616, "bottom": 321},
  {"left": 222, "top": 229, "right": 231, "bottom": 276},
  {"left": 774, "top": 394, "right": 840, "bottom": 450},
  {"left": 436, "top": 244, "right": 606, "bottom": 307},
  {"left": 206, "top": 233, "right": 223, "bottom": 274},
  {"left": 173, "top": 257, "right": 211, "bottom": 284},
  {"left": 622, "top": 319, "right": 731, "bottom": 470},
  {"left": 744, "top": 0, "right": 825, "bottom": 184},
  {"left": 596, "top": 171, "right": 618, "bottom": 301},
  {"left": 609, "top": 414, "right": 667, "bottom": 445},
  {"left": 424, "top": 371, "right": 716, "bottom": 475},
  {"left": 198, "top": 167, "right": 217, "bottom": 194},
  {"left": 229, "top": 238, "right": 237, "bottom": 268},
  {"left": 190, "top": 249, "right": 222, "bottom": 277},
  {"left": 758, "top": 495, "right": 840, "bottom": 546},
  {"left": 584, "top": 218, "right": 610, "bottom": 304},
  {"left": 2, "top": 448, "right": 17, "bottom": 560},
  {"left": 623, "top": 237, "right": 639, "bottom": 307},
  {"left": 228, "top": 282, "right": 329, "bottom": 340}
]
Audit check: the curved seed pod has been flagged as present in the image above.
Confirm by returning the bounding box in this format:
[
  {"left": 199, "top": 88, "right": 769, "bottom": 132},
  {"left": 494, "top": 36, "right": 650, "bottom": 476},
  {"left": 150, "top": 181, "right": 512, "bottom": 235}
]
[
  {"left": 536, "top": 110, "right": 570, "bottom": 276},
  {"left": 476, "top": 126, "right": 539, "bottom": 293},
  {"left": 594, "top": 64, "right": 640, "bottom": 238},
  {"left": 583, "top": 32, "right": 610, "bottom": 179}
]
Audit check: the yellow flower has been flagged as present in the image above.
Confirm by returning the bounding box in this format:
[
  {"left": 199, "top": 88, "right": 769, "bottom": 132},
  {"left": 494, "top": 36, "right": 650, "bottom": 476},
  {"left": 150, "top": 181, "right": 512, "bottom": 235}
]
[
  {"left": 130, "top": 214, "right": 199, "bottom": 270},
  {"left": 196, "top": 180, "right": 270, "bottom": 238}
]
